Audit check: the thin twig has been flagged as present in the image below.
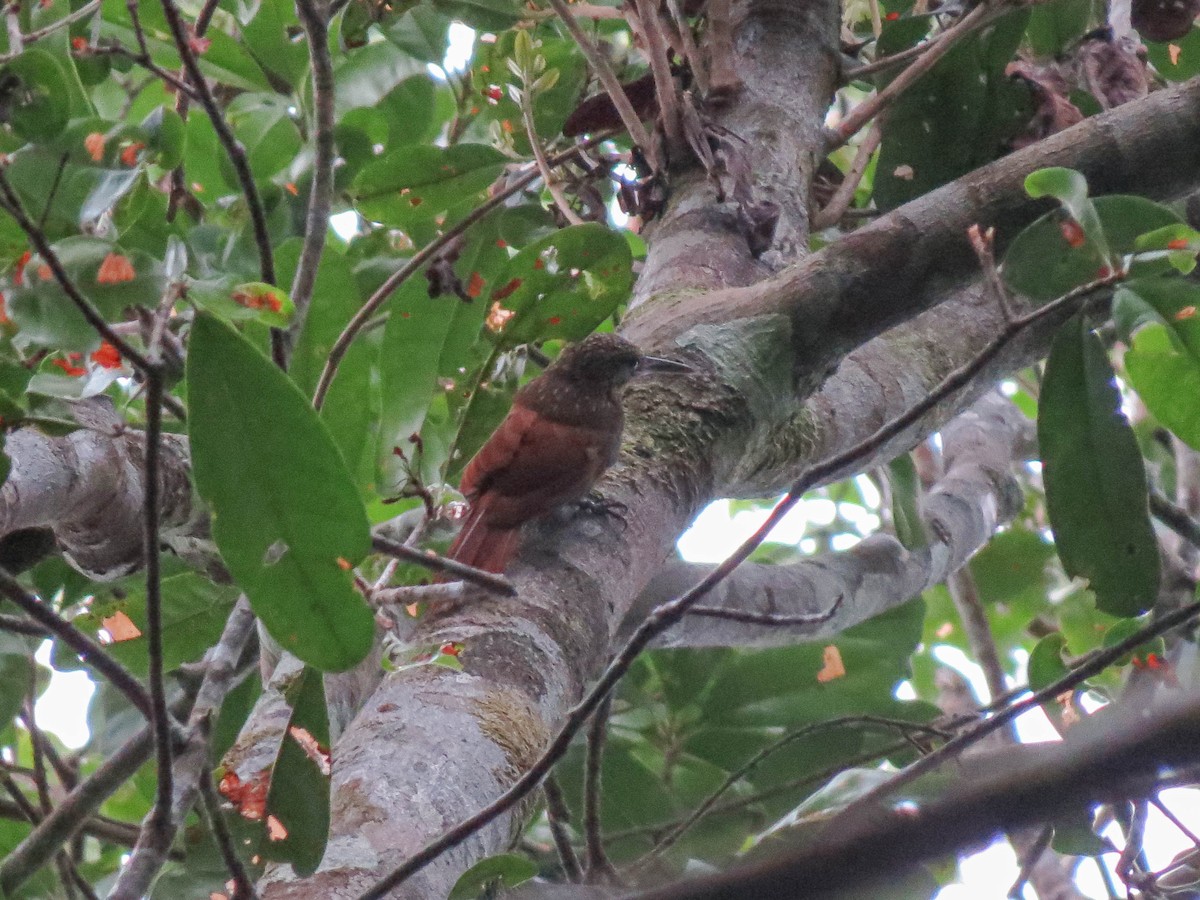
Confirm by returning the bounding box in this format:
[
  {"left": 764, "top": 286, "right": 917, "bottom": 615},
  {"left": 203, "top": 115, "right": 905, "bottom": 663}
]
[
  {"left": 545, "top": 0, "right": 654, "bottom": 158},
  {"left": 520, "top": 90, "right": 584, "bottom": 225},
  {"left": 967, "top": 223, "right": 1017, "bottom": 323},
  {"left": 286, "top": 0, "right": 336, "bottom": 364},
  {"left": 0, "top": 686, "right": 201, "bottom": 895},
  {"left": 542, "top": 776, "right": 584, "bottom": 882},
  {"left": 848, "top": 40, "right": 929, "bottom": 80},
  {"left": 0, "top": 768, "right": 98, "bottom": 900},
  {"left": 153, "top": 0, "right": 276, "bottom": 313},
  {"left": 1007, "top": 825, "right": 1053, "bottom": 898},
  {"left": 812, "top": 124, "right": 881, "bottom": 230},
  {"left": 1150, "top": 490, "right": 1200, "bottom": 551},
  {"left": 0, "top": 569, "right": 154, "bottom": 720},
  {"left": 830, "top": 2, "right": 1001, "bottom": 149},
  {"left": 88, "top": 45, "right": 199, "bottom": 99},
  {"left": 370, "top": 535, "right": 516, "bottom": 597},
  {"left": 633, "top": 0, "right": 683, "bottom": 152},
  {"left": 355, "top": 267, "right": 1121, "bottom": 900},
  {"left": 829, "top": 600, "right": 1200, "bottom": 832},
  {"left": 0, "top": 614, "right": 47, "bottom": 636},
  {"left": 141, "top": 365, "right": 175, "bottom": 850},
  {"left": 665, "top": 0, "right": 707, "bottom": 95},
  {"left": 36, "top": 153, "right": 69, "bottom": 234},
  {"left": 632, "top": 716, "right": 946, "bottom": 868},
  {"left": 605, "top": 738, "right": 916, "bottom": 843},
  {"left": 583, "top": 693, "right": 618, "bottom": 883},
  {"left": 108, "top": 600, "right": 257, "bottom": 899},
  {"left": 684, "top": 595, "right": 843, "bottom": 626},
  {"left": 8, "top": 0, "right": 98, "bottom": 49},
  {"left": 313, "top": 134, "right": 611, "bottom": 409},
  {"left": 197, "top": 772, "right": 258, "bottom": 899}
]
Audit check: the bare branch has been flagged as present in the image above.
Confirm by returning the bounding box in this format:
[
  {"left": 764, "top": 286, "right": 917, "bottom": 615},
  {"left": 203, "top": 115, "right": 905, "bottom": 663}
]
[{"left": 286, "top": 0, "right": 336, "bottom": 361}]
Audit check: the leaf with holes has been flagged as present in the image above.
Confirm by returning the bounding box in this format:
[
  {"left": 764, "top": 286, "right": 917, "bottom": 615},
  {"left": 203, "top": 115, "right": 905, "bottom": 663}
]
[
  {"left": 188, "top": 314, "right": 373, "bottom": 671},
  {"left": 485, "top": 223, "right": 633, "bottom": 347},
  {"left": 1039, "top": 316, "right": 1160, "bottom": 617}
]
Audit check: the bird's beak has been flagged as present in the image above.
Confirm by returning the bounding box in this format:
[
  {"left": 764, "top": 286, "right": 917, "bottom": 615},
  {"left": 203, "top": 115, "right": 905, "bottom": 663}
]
[{"left": 636, "top": 355, "right": 692, "bottom": 375}]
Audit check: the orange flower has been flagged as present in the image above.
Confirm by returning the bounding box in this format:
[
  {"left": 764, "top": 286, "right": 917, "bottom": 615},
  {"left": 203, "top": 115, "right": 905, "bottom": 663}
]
[
  {"left": 485, "top": 301, "right": 514, "bottom": 333},
  {"left": 466, "top": 271, "right": 485, "bottom": 298},
  {"left": 52, "top": 354, "right": 86, "bottom": 377},
  {"left": 70, "top": 36, "right": 87, "bottom": 51},
  {"left": 90, "top": 342, "right": 122, "bottom": 369},
  {"left": 96, "top": 252, "right": 135, "bottom": 284},
  {"left": 119, "top": 142, "right": 145, "bottom": 166},
  {"left": 84, "top": 131, "right": 105, "bottom": 163},
  {"left": 13, "top": 250, "right": 30, "bottom": 286}
]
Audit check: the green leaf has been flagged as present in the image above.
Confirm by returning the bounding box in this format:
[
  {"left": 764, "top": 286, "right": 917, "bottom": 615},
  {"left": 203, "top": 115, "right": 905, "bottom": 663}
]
[
  {"left": 1101, "top": 615, "right": 1163, "bottom": 666},
  {"left": 1145, "top": 28, "right": 1200, "bottom": 81},
  {"left": 1027, "top": 633, "right": 1070, "bottom": 690},
  {"left": 9, "top": 238, "right": 162, "bottom": 351},
  {"left": 1025, "top": 0, "right": 1097, "bottom": 57},
  {"left": 434, "top": 0, "right": 524, "bottom": 30},
  {"left": 98, "top": 0, "right": 273, "bottom": 92},
  {"left": 187, "top": 313, "right": 374, "bottom": 671},
  {"left": 350, "top": 144, "right": 507, "bottom": 233},
  {"left": 1115, "top": 279, "right": 1200, "bottom": 450},
  {"left": 1, "top": 50, "right": 71, "bottom": 142},
  {"left": 1024, "top": 167, "right": 1110, "bottom": 263},
  {"left": 1038, "top": 317, "right": 1160, "bottom": 616},
  {"left": 887, "top": 454, "right": 926, "bottom": 550},
  {"left": 333, "top": 40, "right": 424, "bottom": 116},
  {"left": 1003, "top": 195, "right": 1183, "bottom": 303},
  {"left": 6, "top": 144, "right": 142, "bottom": 234},
  {"left": 448, "top": 854, "right": 538, "bottom": 900},
  {"left": 79, "top": 573, "right": 240, "bottom": 676},
  {"left": 140, "top": 105, "right": 186, "bottom": 170},
  {"left": 0, "top": 632, "right": 33, "bottom": 730},
  {"left": 189, "top": 280, "right": 295, "bottom": 328},
  {"left": 262, "top": 666, "right": 331, "bottom": 875},
  {"left": 1132, "top": 223, "right": 1200, "bottom": 274},
  {"left": 487, "top": 223, "right": 633, "bottom": 346},
  {"left": 242, "top": 0, "right": 309, "bottom": 85},
  {"left": 223, "top": 93, "right": 303, "bottom": 182},
  {"left": 874, "top": 7, "right": 1030, "bottom": 210},
  {"left": 282, "top": 241, "right": 379, "bottom": 493}
]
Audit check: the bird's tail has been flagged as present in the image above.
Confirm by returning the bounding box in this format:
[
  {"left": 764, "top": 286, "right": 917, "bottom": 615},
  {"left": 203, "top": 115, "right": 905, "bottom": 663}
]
[{"left": 445, "top": 508, "right": 522, "bottom": 575}]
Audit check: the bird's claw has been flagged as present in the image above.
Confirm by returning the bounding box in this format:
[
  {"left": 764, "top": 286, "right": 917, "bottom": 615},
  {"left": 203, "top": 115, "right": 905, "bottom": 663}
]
[{"left": 576, "top": 493, "right": 629, "bottom": 525}]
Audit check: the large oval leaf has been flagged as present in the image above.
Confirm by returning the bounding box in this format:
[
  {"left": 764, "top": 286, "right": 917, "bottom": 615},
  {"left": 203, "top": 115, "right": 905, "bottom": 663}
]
[
  {"left": 485, "top": 222, "right": 633, "bottom": 347},
  {"left": 188, "top": 314, "right": 373, "bottom": 671},
  {"left": 1038, "top": 316, "right": 1160, "bottom": 617},
  {"left": 350, "top": 143, "right": 507, "bottom": 233},
  {"left": 1114, "top": 278, "right": 1200, "bottom": 451}
]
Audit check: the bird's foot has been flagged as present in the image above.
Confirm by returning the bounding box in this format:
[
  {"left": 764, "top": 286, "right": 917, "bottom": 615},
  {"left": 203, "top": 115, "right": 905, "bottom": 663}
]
[{"left": 576, "top": 492, "right": 629, "bottom": 526}]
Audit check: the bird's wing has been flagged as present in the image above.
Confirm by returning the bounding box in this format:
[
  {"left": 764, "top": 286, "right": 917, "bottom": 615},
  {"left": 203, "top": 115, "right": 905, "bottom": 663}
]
[
  {"left": 459, "top": 405, "right": 614, "bottom": 528},
  {"left": 459, "top": 404, "right": 539, "bottom": 500}
]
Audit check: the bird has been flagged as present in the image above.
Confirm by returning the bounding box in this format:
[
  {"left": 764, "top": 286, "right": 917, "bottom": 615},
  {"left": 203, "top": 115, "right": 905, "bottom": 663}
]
[{"left": 445, "top": 333, "right": 691, "bottom": 574}]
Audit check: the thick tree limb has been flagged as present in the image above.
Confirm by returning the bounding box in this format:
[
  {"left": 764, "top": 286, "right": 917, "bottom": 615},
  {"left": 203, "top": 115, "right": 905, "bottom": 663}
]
[
  {"left": 623, "top": 392, "right": 1031, "bottom": 648},
  {"left": 637, "top": 692, "right": 1200, "bottom": 899},
  {"left": 0, "top": 423, "right": 203, "bottom": 580}
]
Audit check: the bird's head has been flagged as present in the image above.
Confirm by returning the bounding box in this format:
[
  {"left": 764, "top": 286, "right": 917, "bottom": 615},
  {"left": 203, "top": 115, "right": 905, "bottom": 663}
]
[{"left": 554, "top": 333, "right": 691, "bottom": 388}]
